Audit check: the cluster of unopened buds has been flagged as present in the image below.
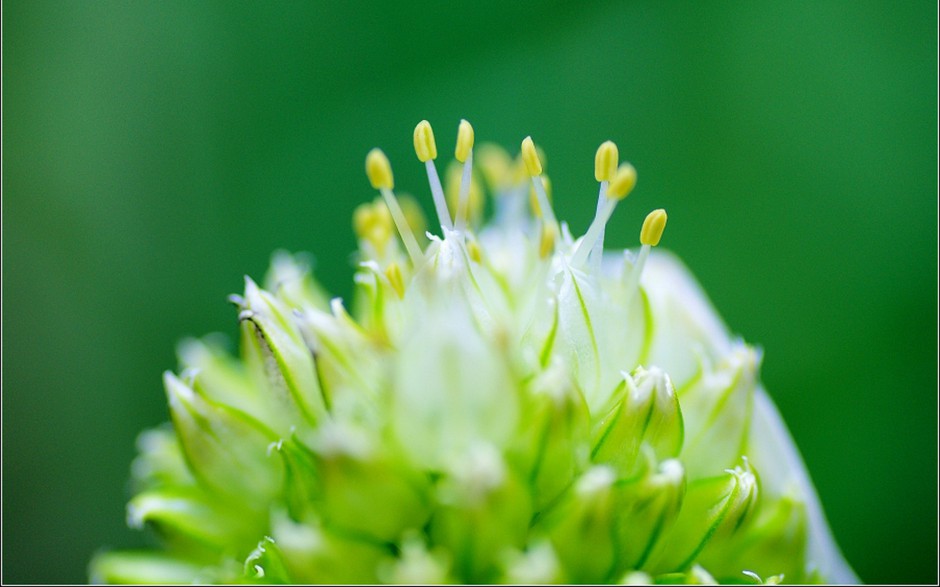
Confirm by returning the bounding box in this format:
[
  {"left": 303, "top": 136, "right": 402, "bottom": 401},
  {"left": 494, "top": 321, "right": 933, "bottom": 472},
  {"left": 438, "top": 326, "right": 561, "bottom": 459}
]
[{"left": 91, "top": 119, "right": 857, "bottom": 584}]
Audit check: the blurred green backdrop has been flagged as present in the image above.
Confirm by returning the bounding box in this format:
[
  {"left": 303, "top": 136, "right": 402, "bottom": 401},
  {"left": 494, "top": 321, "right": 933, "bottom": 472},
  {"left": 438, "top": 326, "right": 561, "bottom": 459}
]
[{"left": 3, "top": 0, "right": 936, "bottom": 583}]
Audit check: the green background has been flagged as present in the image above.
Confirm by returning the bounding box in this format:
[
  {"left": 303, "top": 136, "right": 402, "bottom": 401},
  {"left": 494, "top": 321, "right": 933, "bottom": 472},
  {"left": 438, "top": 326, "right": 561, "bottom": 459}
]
[{"left": 3, "top": 0, "right": 936, "bottom": 583}]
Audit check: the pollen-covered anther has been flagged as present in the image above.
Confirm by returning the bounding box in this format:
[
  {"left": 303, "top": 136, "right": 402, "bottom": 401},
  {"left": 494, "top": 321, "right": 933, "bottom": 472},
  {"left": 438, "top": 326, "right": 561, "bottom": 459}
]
[
  {"left": 353, "top": 200, "right": 393, "bottom": 252},
  {"left": 521, "top": 136, "right": 558, "bottom": 228},
  {"left": 415, "top": 120, "right": 452, "bottom": 231},
  {"left": 640, "top": 208, "right": 667, "bottom": 246},
  {"left": 607, "top": 163, "right": 637, "bottom": 201},
  {"left": 366, "top": 148, "right": 394, "bottom": 190},
  {"left": 455, "top": 119, "right": 474, "bottom": 163},
  {"left": 453, "top": 119, "right": 477, "bottom": 231},
  {"left": 521, "top": 136, "right": 542, "bottom": 176},
  {"left": 413, "top": 120, "right": 437, "bottom": 162},
  {"left": 594, "top": 140, "right": 619, "bottom": 182}
]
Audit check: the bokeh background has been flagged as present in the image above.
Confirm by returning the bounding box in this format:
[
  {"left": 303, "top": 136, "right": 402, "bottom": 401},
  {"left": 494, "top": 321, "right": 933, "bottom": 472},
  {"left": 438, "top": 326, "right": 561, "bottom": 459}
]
[{"left": 3, "top": 0, "right": 937, "bottom": 583}]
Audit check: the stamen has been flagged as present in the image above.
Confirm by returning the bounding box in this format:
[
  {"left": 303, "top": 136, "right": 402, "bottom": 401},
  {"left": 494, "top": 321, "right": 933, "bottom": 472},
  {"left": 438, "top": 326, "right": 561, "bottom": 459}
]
[
  {"left": 590, "top": 141, "right": 619, "bottom": 269},
  {"left": 570, "top": 162, "right": 637, "bottom": 267},
  {"left": 384, "top": 262, "right": 405, "bottom": 298},
  {"left": 366, "top": 147, "right": 394, "bottom": 190},
  {"left": 639, "top": 208, "right": 667, "bottom": 246},
  {"left": 529, "top": 176, "right": 552, "bottom": 219},
  {"left": 397, "top": 193, "right": 427, "bottom": 243},
  {"left": 521, "top": 136, "right": 542, "bottom": 176},
  {"left": 454, "top": 119, "right": 475, "bottom": 231},
  {"left": 365, "top": 148, "right": 424, "bottom": 265},
  {"left": 539, "top": 223, "right": 557, "bottom": 259},
  {"left": 594, "top": 140, "right": 618, "bottom": 182},
  {"left": 353, "top": 199, "right": 393, "bottom": 254},
  {"left": 414, "top": 120, "right": 453, "bottom": 231},
  {"left": 632, "top": 208, "right": 668, "bottom": 283},
  {"left": 446, "top": 162, "right": 482, "bottom": 228},
  {"left": 467, "top": 239, "right": 483, "bottom": 263},
  {"left": 521, "top": 136, "right": 558, "bottom": 228}
]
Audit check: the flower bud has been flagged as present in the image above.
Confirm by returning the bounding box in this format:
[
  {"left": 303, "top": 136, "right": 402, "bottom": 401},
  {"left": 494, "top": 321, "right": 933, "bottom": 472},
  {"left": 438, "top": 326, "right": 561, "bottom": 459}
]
[
  {"left": 163, "top": 371, "right": 282, "bottom": 505},
  {"left": 541, "top": 466, "right": 619, "bottom": 582},
  {"left": 269, "top": 512, "right": 387, "bottom": 583},
  {"left": 612, "top": 458, "right": 687, "bottom": 571},
  {"left": 431, "top": 444, "right": 532, "bottom": 582},
  {"left": 307, "top": 421, "right": 430, "bottom": 543},
  {"left": 511, "top": 360, "right": 590, "bottom": 510},
  {"left": 679, "top": 344, "right": 760, "bottom": 480},
  {"left": 592, "top": 367, "right": 684, "bottom": 475},
  {"left": 237, "top": 277, "right": 326, "bottom": 427},
  {"left": 646, "top": 460, "right": 759, "bottom": 574}
]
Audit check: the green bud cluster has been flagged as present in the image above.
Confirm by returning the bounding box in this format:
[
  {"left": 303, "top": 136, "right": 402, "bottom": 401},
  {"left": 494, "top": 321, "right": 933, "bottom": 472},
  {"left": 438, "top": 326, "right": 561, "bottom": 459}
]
[{"left": 91, "top": 139, "right": 856, "bottom": 585}]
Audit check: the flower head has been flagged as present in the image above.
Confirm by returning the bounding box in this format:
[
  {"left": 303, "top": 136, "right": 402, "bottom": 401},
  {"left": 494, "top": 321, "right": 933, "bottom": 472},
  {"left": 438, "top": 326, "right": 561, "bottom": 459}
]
[{"left": 91, "top": 120, "right": 857, "bottom": 584}]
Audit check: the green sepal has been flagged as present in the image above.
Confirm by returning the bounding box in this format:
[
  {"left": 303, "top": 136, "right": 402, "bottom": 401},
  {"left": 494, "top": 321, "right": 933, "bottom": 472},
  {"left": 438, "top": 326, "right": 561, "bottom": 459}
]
[
  {"left": 292, "top": 299, "right": 384, "bottom": 414},
  {"left": 612, "top": 456, "right": 687, "bottom": 573},
  {"left": 164, "top": 371, "right": 283, "bottom": 506},
  {"left": 592, "top": 367, "right": 684, "bottom": 476},
  {"left": 243, "top": 536, "right": 293, "bottom": 584},
  {"left": 679, "top": 345, "right": 758, "bottom": 480},
  {"left": 309, "top": 428, "right": 431, "bottom": 543},
  {"left": 88, "top": 551, "right": 216, "bottom": 585},
  {"left": 698, "top": 494, "right": 808, "bottom": 584},
  {"left": 129, "top": 425, "right": 195, "bottom": 492},
  {"left": 127, "top": 486, "right": 263, "bottom": 556},
  {"left": 238, "top": 276, "right": 326, "bottom": 426},
  {"left": 538, "top": 465, "right": 620, "bottom": 583},
  {"left": 430, "top": 446, "right": 532, "bottom": 583},
  {"left": 270, "top": 435, "right": 322, "bottom": 521},
  {"left": 177, "top": 336, "right": 273, "bottom": 430},
  {"left": 509, "top": 360, "right": 591, "bottom": 513},
  {"left": 645, "top": 461, "right": 759, "bottom": 574},
  {"left": 269, "top": 512, "right": 387, "bottom": 584}
]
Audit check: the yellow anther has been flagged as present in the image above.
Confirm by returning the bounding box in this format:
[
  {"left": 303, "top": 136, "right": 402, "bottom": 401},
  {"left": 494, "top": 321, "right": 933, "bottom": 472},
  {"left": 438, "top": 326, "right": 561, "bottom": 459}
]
[
  {"left": 366, "top": 148, "right": 394, "bottom": 190},
  {"left": 594, "top": 140, "right": 619, "bottom": 182},
  {"left": 353, "top": 199, "right": 393, "bottom": 252},
  {"left": 455, "top": 119, "right": 474, "bottom": 163},
  {"left": 521, "top": 136, "right": 543, "bottom": 176},
  {"left": 529, "top": 175, "right": 552, "bottom": 218},
  {"left": 397, "top": 194, "right": 427, "bottom": 241},
  {"left": 477, "top": 144, "right": 513, "bottom": 190},
  {"left": 445, "top": 162, "right": 483, "bottom": 223},
  {"left": 384, "top": 262, "right": 405, "bottom": 298},
  {"left": 467, "top": 239, "right": 483, "bottom": 263},
  {"left": 539, "top": 223, "right": 557, "bottom": 259},
  {"left": 353, "top": 202, "right": 376, "bottom": 239},
  {"left": 640, "top": 208, "right": 667, "bottom": 246},
  {"left": 607, "top": 163, "right": 637, "bottom": 200},
  {"left": 413, "top": 120, "right": 438, "bottom": 162}
]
